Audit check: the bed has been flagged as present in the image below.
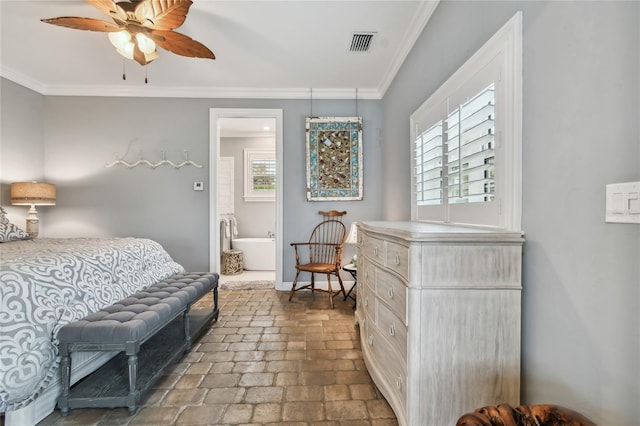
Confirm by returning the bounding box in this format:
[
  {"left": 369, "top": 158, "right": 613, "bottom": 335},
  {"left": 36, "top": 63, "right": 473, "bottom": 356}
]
[{"left": 0, "top": 214, "right": 185, "bottom": 425}]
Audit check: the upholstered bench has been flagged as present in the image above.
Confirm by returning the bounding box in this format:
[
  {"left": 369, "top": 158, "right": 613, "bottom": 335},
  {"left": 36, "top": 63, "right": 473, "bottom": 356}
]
[{"left": 57, "top": 272, "right": 219, "bottom": 416}]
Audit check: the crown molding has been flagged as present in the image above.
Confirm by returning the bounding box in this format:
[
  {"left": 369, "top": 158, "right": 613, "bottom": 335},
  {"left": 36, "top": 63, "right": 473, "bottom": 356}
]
[
  {"left": 1, "top": 66, "right": 382, "bottom": 100},
  {"left": 377, "top": 0, "right": 440, "bottom": 98}
]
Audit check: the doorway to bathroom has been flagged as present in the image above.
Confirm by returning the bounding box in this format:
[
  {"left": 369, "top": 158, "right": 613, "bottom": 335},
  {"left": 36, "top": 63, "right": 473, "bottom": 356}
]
[{"left": 209, "top": 108, "right": 283, "bottom": 290}]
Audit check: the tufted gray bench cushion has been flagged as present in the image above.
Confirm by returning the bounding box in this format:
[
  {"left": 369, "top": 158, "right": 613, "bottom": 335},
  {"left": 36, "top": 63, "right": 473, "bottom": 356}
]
[
  {"left": 57, "top": 272, "right": 218, "bottom": 416},
  {"left": 58, "top": 272, "right": 218, "bottom": 345}
]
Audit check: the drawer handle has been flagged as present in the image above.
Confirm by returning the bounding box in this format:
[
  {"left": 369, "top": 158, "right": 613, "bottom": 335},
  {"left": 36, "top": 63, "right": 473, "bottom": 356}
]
[
  {"left": 368, "top": 335, "right": 374, "bottom": 346},
  {"left": 389, "top": 324, "right": 396, "bottom": 336},
  {"left": 374, "top": 246, "right": 379, "bottom": 256},
  {"left": 364, "top": 297, "right": 369, "bottom": 307},
  {"left": 387, "top": 287, "right": 394, "bottom": 299},
  {"left": 365, "top": 270, "right": 369, "bottom": 279},
  {"left": 395, "top": 376, "right": 403, "bottom": 390},
  {"left": 394, "top": 254, "right": 400, "bottom": 265}
]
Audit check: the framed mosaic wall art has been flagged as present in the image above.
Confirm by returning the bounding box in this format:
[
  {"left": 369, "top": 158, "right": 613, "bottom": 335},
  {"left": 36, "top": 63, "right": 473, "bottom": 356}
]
[{"left": 306, "top": 116, "right": 363, "bottom": 201}]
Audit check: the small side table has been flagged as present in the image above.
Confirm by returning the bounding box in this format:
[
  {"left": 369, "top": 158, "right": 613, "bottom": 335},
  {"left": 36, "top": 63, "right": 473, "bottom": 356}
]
[{"left": 343, "top": 263, "right": 357, "bottom": 308}]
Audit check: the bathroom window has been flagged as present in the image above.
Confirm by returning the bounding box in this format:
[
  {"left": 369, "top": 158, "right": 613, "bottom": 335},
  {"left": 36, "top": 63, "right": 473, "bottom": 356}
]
[
  {"left": 410, "top": 12, "right": 522, "bottom": 231},
  {"left": 244, "top": 149, "right": 276, "bottom": 202}
]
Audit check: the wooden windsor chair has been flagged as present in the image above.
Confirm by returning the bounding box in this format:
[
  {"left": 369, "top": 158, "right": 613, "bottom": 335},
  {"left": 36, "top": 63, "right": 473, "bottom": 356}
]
[{"left": 289, "top": 211, "right": 347, "bottom": 308}]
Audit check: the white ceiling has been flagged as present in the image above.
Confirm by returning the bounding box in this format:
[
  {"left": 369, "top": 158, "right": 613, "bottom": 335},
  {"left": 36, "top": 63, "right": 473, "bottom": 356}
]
[{"left": 0, "top": 0, "right": 438, "bottom": 99}]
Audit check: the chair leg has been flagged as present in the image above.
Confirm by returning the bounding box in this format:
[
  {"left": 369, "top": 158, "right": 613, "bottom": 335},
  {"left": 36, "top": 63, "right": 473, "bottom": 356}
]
[
  {"left": 336, "top": 272, "right": 346, "bottom": 298},
  {"left": 289, "top": 270, "right": 301, "bottom": 301},
  {"left": 327, "top": 274, "right": 334, "bottom": 309}
]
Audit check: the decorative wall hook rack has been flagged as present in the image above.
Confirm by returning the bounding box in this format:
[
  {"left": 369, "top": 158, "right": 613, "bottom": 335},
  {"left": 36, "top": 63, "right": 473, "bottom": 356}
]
[{"left": 105, "top": 149, "right": 203, "bottom": 169}]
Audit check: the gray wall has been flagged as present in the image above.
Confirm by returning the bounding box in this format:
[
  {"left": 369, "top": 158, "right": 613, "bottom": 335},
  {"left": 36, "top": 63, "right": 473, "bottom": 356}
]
[
  {"left": 382, "top": 1, "right": 639, "bottom": 424},
  {"left": 220, "top": 136, "right": 276, "bottom": 238},
  {"left": 0, "top": 85, "right": 384, "bottom": 276},
  {"left": 0, "top": 79, "right": 46, "bottom": 227}
]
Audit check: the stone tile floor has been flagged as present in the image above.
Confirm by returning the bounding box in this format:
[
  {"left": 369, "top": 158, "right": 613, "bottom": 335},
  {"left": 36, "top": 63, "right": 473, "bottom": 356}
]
[{"left": 38, "top": 289, "right": 398, "bottom": 425}]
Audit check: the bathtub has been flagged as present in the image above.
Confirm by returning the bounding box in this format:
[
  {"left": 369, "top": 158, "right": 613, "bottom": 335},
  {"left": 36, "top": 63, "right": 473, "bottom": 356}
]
[{"left": 231, "top": 237, "right": 276, "bottom": 271}]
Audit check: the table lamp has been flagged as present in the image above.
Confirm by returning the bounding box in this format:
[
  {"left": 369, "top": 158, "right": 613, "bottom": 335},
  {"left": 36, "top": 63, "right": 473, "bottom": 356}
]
[
  {"left": 345, "top": 222, "right": 358, "bottom": 265},
  {"left": 10, "top": 181, "right": 56, "bottom": 238}
]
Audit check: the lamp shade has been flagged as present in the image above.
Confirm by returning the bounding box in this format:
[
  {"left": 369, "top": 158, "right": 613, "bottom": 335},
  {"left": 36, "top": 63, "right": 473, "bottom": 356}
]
[
  {"left": 345, "top": 222, "right": 358, "bottom": 244},
  {"left": 11, "top": 182, "right": 56, "bottom": 206}
]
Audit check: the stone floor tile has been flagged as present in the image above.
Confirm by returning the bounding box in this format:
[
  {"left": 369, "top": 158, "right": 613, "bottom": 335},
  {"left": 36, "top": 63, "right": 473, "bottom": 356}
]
[
  {"left": 325, "top": 400, "right": 370, "bottom": 421},
  {"left": 228, "top": 342, "right": 259, "bottom": 351},
  {"left": 210, "top": 360, "right": 234, "bottom": 373},
  {"left": 186, "top": 362, "right": 212, "bottom": 375},
  {"left": 138, "top": 385, "right": 168, "bottom": 406},
  {"left": 258, "top": 341, "right": 287, "bottom": 351},
  {"left": 238, "top": 372, "right": 275, "bottom": 386},
  {"left": 162, "top": 388, "right": 207, "bottom": 406},
  {"left": 252, "top": 403, "right": 283, "bottom": 423},
  {"left": 282, "top": 401, "right": 325, "bottom": 422},
  {"left": 233, "top": 350, "right": 265, "bottom": 362},
  {"left": 200, "top": 372, "right": 241, "bottom": 388},
  {"left": 232, "top": 360, "right": 267, "bottom": 373},
  {"left": 244, "top": 386, "right": 285, "bottom": 403},
  {"left": 335, "top": 370, "right": 372, "bottom": 385},
  {"left": 300, "top": 371, "right": 337, "bottom": 386},
  {"left": 222, "top": 334, "right": 244, "bottom": 343},
  {"left": 266, "top": 360, "right": 300, "bottom": 372},
  {"left": 350, "top": 383, "right": 377, "bottom": 400},
  {"left": 96, "top": 407, "right": 135, "bottom": 425},
  {"left": 324, "top": 384, "right": 351, "bottom": 401},
  {"left": 153, "top": 374, "right": 181, "bottom": 389},
  {"left": 175, "top": 404, "right": 225, "bottom": 425},
  {"left": 204, "top": 387, "right": 245, "bottom": 404},
  {"left": 128, "top": 406, "right": 181, "bottom": 425},
  {"left": 264, "top": 350, "right": 286, "bottom": 361},
  {"left": 174, "top": 374, "right": 204, "bottom": 389},
  {"left": 285, "top": 385, "right": 324, "bottom": 401},
  {"left": 222, "top": 403, "right": 254, "bottom": 424},
  {"left": 242, "top": 333, "right": 262, "bottom": 343},
  {"left": 366, "top": 400, "right": 396, "bottom": 419},
  {"left": 274, "top": 372, "right": 299, "bottom": 386}
]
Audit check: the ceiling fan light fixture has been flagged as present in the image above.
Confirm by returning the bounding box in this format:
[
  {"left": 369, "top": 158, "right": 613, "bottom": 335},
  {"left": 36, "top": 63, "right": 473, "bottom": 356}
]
[
  {"left": 42, "top": 0, "right": 215, "bottom": 68},
  {"left": 108, "top": 30, "right": 131, "bottom": 50},
  {"left": 136, "top": 33, "right": 156, "bottom": 54}
]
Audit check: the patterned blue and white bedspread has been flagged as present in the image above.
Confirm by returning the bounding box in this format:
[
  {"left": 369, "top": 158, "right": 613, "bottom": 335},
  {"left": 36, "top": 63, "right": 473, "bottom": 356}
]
[{"left": 0, "top": 237, "right": 185, "bottom": 412}]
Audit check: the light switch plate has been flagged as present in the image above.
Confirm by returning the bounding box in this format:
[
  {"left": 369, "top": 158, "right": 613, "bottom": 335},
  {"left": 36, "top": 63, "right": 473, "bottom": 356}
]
[
  {"left": 193, "top": 182, "right": 204, "bottom": 191},
  {"left": 606, "top": 181, "right": 640, "bottom": 223}
]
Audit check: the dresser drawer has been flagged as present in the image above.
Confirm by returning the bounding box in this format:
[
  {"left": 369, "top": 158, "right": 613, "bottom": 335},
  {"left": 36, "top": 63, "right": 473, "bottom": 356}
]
[
  {"left": 376, "top": 268, "right": 407, "bottom": 324},
  {"left": 360, "top": 258, "right": 376, "bottom": 292},
  {"left": 359, "top": 286, "right": 376, "bottom": 323},
  {"left": 377, "top": 301, "right": 407, "bottom": 360},
  {"left": 385, "top": 241, "right": 410, "bottom": 280},
  {"left": 366, "top": 324, "right": 407, "bottom": 414},
  {"left": 361, "top": 233, "right": 385, "bottom": 264}
]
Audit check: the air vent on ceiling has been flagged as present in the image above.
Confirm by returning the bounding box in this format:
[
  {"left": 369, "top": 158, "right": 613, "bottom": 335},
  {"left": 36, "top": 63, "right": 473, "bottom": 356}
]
[{"left": 349, "top": 32, "right": 376, "bottom": 53}]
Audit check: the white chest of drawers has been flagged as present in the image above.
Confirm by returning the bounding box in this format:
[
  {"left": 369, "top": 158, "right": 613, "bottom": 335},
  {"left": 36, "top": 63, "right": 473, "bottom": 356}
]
[{"left": 355, "top": 221, "right": 524, "bottom": 426}]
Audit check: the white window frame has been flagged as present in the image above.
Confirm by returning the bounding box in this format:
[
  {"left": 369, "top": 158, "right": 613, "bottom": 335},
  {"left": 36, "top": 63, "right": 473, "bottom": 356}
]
[
  {"left": 243, "top": 148, "right": 276, "bottom": 202},
  {"left": 410, "top": 11, "right": 522, "bottom": 231}
]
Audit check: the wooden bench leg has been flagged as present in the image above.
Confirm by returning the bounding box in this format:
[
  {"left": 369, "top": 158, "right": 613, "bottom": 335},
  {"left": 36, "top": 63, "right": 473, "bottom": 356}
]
[
  {"left": 183, "top": 308, "right": 191, "bottom": 353},
  {"left": 127, "top": 354, "right": 138, "bottom": 414},
  {"left": 58, "top": 346, "right": 71, "bottom": 416}
]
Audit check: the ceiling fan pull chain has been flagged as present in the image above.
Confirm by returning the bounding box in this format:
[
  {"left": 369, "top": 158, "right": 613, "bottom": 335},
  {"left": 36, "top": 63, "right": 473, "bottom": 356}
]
[
  {"left": 122, "top": 59, "right": 126, "bottom": 81},
  {"left": 145, "top": 67, "right": 148, "bottom": 84}
]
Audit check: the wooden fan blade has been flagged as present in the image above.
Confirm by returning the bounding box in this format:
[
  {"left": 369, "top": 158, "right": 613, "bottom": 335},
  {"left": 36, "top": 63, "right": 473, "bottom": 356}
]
[
  {"left": 135, "top": 0, "right": 192, "bottom": 30},
  {"left": 41, "top": 17, "right": 122, "bottom": 32},
  {"left": 86, "top": 0, "right": 127, "bottom": 22},
  {"left": 151, "top": 30, "right": 215, "bottom": 59}
]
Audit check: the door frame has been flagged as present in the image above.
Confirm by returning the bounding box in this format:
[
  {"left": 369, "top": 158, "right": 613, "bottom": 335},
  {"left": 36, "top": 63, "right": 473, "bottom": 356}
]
[{"left": 209, "top": 108, "right": 284, "bottom": 288}]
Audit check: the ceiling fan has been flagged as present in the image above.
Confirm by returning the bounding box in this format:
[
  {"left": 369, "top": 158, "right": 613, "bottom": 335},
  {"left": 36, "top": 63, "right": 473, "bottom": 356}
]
[{"left": 41, "top": 0, "right": 215, "bottom": 66}]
